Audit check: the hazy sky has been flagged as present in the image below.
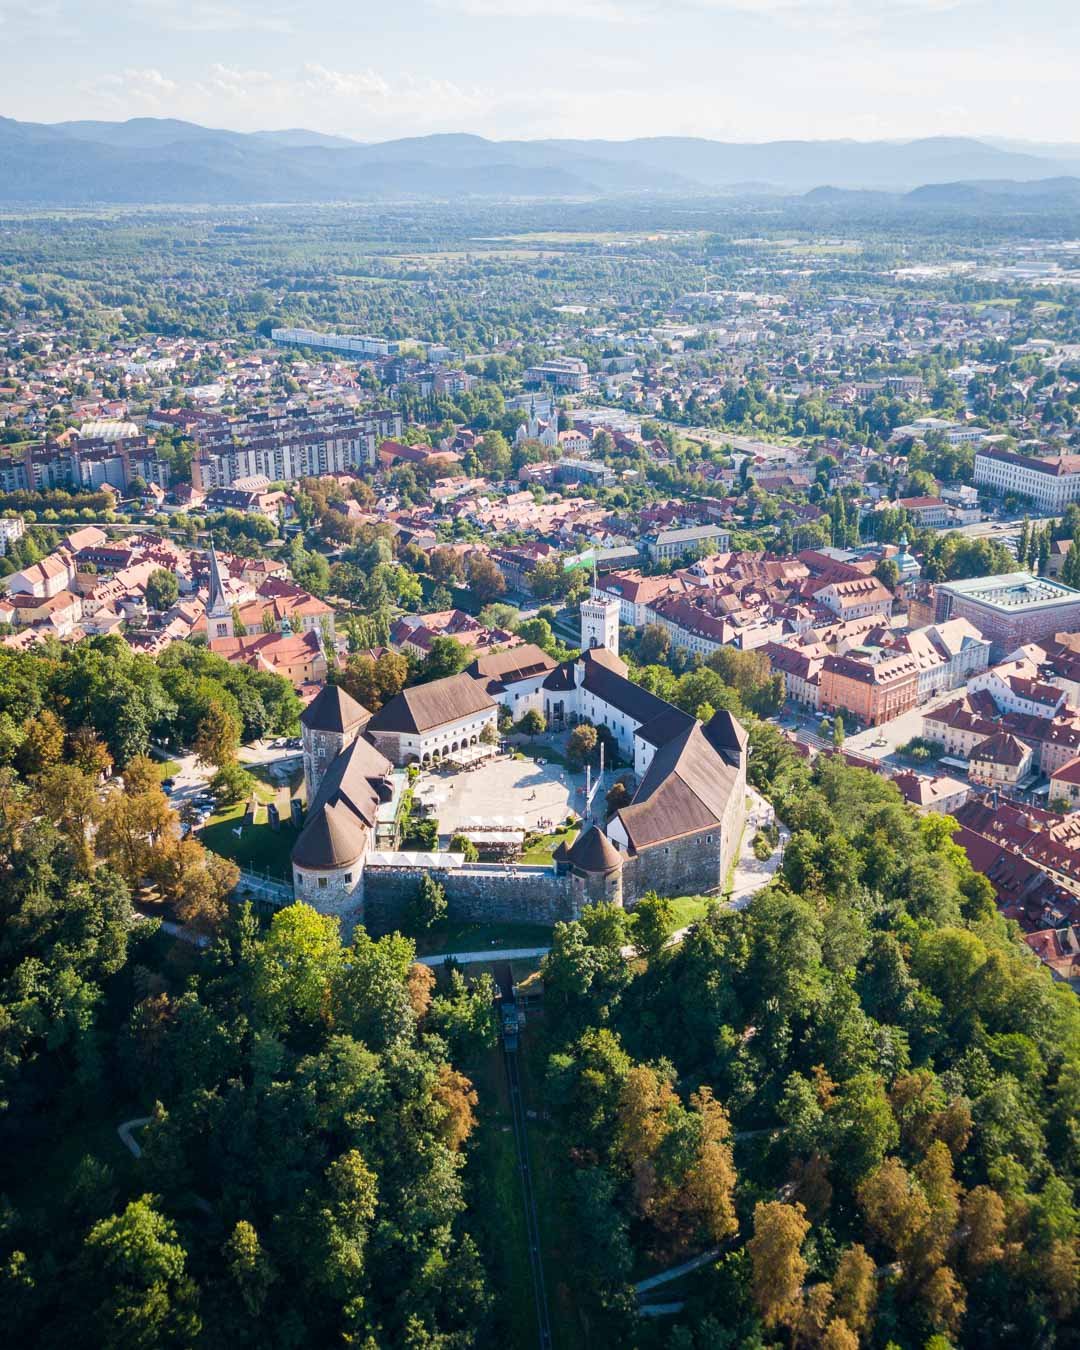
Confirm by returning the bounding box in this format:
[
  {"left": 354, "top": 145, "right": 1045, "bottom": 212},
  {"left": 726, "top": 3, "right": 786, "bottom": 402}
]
[{"left": 2, "top": 0, "right": 1077, "bottom": 143}]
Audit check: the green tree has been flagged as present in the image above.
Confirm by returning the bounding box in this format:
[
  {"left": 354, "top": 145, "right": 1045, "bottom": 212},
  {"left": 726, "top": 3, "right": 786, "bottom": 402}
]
[
  {"left": 193, "top": 702, "right": 241, "bottom": 768},
  {"left": 408, "top": 873, "right": 448, "bottom": 931},
  {"left": 145, "top": 569, "right": 179, "bottom": 612},
  {"left": 567, "top": 722, "right": 599, "bottom": 769},
  {"left": 631, "top": 891, "right": 676, "bottom": 961},
  {"left": 80, "top": 1195, "right": 201, "bottom": 1349},
  {"left": 519, "top": 709, "right": 546, "bottom": 737}
]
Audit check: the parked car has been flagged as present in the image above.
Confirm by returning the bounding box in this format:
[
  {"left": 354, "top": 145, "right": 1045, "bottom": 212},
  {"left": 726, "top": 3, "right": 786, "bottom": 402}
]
[{"left": 161, "top": 778, "right": 175, "bottom": 792}]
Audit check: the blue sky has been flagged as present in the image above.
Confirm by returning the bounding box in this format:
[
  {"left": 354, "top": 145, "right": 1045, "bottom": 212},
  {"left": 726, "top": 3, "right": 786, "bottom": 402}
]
[{"left": 2, "top": 0, "right": 1077, "bottom": 142}]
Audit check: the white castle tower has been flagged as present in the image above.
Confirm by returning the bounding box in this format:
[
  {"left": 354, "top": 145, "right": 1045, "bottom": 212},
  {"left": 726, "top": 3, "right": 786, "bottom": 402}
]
[{"left": 581, "top": 591, "right": 620, "bottom": 656}]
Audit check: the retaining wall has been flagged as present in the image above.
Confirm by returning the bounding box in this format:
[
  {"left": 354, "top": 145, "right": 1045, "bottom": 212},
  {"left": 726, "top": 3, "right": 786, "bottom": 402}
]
[{"left": 363, "top": 863, "right": 578, "bottom": 934}]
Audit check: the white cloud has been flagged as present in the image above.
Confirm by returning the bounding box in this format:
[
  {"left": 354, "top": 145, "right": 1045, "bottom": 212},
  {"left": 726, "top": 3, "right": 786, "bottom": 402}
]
[
  {"left": 302, "top": 64, "right": 392, "bottom": 99},
  {"left": 204, "top": 63, "right": 276, "bottom": 100},
  {"left": 80, "top": 67, "right": 179, "bottom": 109}
]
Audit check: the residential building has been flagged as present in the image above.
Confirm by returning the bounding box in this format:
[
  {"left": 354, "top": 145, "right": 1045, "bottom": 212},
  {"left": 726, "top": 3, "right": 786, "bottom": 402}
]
[
  {"left": 0, "top": 517, "right": 26, "bottom": 555},
  {"left": 270, "top": 327, "right": 399, "bottom": 357},
  {"left": 191, "top": 409, "right": 402, "bottom": 488},
  {"left": 1050, "top": 758, "right": 1080, "bottom": 810},
  {"left": 969, "top": 731, "right": 1034, "bottom": 787},
  {"left": 819, "top": 650, "right": 920, "bottom": 726},
  {"left": 891, "top": 770, "right": 970, "bottom": 815},
  {"left": 766, "top": 642, "right": 823, "bottom": 709}
]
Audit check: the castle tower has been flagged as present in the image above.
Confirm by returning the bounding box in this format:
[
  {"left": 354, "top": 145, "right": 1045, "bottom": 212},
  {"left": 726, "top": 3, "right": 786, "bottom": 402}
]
[
  {"left": 300, "top": 684, "right": 372, "bottom": 804},
  {"left": 560, "top": 825, "right": 624, "bottom": 913},
  {"left": 205, "top": 545, "right": 233, "bottom": 641},
  {"left": 580, "top": 592, "right": 620, "bottom": 656}
]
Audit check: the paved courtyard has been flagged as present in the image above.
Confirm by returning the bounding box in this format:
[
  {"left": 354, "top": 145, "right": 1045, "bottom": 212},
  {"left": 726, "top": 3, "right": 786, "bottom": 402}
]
[{"left": 414, "top": 754, "right": 588, "bottom": 840}]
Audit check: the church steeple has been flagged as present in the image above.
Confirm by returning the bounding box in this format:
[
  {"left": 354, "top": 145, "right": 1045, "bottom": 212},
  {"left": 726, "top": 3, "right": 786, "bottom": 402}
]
[{"left": 206, "top": 545, "right": 233, "bottom": 640}]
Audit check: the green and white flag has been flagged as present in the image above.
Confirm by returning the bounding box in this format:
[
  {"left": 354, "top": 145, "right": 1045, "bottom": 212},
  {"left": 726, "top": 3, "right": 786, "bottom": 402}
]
[{"left": 562, "top": 548, "right": 596, "bottom": 572}]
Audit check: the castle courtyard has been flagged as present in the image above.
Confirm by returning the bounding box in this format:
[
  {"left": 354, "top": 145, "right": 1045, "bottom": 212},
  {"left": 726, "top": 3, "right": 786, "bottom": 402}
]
[{"left": 414, "top": 752, "right": 589, "bottom": 842}]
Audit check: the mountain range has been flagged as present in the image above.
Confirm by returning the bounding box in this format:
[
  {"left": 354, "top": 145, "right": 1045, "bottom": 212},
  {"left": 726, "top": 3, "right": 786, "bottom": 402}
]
[{"left": 3, "top": 116, "right": 1080, "bottom": 205}]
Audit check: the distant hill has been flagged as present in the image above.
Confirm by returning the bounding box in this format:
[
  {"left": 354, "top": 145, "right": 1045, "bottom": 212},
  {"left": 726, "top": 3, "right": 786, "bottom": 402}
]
[
  {"left": 801, "top": 176, "right": 1080, "bottom": 213},
  {"left": 2, "top": 117, "right": 1080, "bottom": 205}
]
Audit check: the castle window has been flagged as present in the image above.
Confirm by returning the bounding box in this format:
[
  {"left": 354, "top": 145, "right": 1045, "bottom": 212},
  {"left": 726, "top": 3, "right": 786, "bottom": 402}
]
[
  {"left": 344, "top": 874, "right": 352, "bottom": 884},
  {"left": 318, "top": 877, "right": 327, "bottom": 889}
]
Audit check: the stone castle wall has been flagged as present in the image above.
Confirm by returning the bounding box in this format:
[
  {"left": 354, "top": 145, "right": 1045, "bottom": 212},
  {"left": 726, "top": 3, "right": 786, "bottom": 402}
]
[{"left": 363, "top": 863, "right": 579, "bottom": 935}]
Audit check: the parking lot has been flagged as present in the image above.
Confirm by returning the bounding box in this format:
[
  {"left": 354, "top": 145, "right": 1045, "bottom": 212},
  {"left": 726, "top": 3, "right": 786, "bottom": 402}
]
[{"left": 415, "top": 753, "right": 587, "bottom": 840}]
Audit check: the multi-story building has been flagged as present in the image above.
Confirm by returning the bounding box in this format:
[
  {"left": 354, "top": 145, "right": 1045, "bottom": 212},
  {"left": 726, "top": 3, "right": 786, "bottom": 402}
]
[
  {"left": 896, "top": 495, "right": 949, "bottom": 528},
  {"left": 0, "top": 517, "right": 26, "bottom": 555},
  {"left": 592, "top": 571, "right": 680, "bottom": 628},
  {"left": 969, "top": 732, "right": 1034, "bottom": 787},
  {"left": 366, "top": 674, "right": 498, "bottom": 767},
  {"left": 643, "top": 525, "right": 730, "bottom": 563},
  {"left": 934, "top": 573, "right": 1080, "bottom": 658},
  {"left": 819, "top": 650, "right": 920, "bottom": 726},
  {"left": 191, "top": 409, "right": 402, "bottom": 488},
  {"left": 0, "top": 438, "right": 171, "bottom": 493},
  {"left": 974, "top": 447, "right": 1080, "bottom": 513},
  {"left": 524, "top": 357, "right": 590, "bottom": 392},
  {"left": 763, "top": 642, "right": 823, "bottom": 710},
  {"left": 270, "top": 327, "right": 399, "bottom": 357},
  {"left": 815, "top": 576, "right": 893, "bottom": 622}
]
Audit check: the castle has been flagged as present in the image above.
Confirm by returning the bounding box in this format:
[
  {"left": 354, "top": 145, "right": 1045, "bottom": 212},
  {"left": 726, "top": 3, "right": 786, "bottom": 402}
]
[{"left": 289, "top": 593, "right": 747, "bottom": 932}]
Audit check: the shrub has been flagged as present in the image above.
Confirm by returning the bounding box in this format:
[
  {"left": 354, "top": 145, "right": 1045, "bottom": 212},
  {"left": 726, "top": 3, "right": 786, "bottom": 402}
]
[{"left": 449, "top": 832, "right": 479, "bottom": 861}]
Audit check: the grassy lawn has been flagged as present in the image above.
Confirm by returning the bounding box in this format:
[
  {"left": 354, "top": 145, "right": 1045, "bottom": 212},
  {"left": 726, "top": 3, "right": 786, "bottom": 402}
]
[
  {"left": 515, "top": 740, "right": 572, "bottom": 771},
  {"left": 249, "top": 760, "right": 305, "bottom": 795},
  {"left": 155, "top": 758, "right": 183, "bottom": 779},
  {"left": 413, "top": 919, "right": 554, "bottom": 957},
  {"left": 667, "top": 894, "right": 713, "bottom": 928},
  {"left": 522, "top": 826, "right": 578, "bottom": 864},
  {"left": 200, "top": 799, "right": 299, "bottom": 879}
]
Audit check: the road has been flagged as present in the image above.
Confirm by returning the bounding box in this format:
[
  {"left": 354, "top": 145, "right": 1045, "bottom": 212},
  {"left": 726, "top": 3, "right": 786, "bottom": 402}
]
[
  {"left": 948, "top": 514, "right": 1055, "bottom": 541},
  {"left": 117, "top": 1116, "right": 153, "bottom": 1159},
  {"left": 503, "top": 1043, "right": 553, "bottom": 1350},
  {"left": 418, "top": 946, "right": 551, "bottom": 967},
  {"left": 635, "top": 1247, "right": 722, "bottom": 1295},
  {"left": 838, "top": 684, "right": 970, "bottom": 766}
]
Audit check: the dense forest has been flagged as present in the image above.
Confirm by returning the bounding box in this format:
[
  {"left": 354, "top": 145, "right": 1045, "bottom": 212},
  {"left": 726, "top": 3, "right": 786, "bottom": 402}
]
[
  {"left": 3, "top": 623, "right": 1080, "bottom": 1344},
  {"left": 534, "top": 729, "right": 1080, "bottom": 1347}
]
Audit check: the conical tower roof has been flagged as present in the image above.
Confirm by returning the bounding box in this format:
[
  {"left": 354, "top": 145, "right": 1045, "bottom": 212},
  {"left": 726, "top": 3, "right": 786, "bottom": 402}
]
[
  {"left": 564, "top": 824, "right": 623, "bottom": 874},
  {"left": 207, "top": 544, "right": 228, "bottom": 615}
]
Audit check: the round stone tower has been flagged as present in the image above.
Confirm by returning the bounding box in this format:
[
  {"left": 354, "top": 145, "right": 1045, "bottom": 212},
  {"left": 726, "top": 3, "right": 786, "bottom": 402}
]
[{"left": 561, "top": 824, "right": 624, "bottom": 912}]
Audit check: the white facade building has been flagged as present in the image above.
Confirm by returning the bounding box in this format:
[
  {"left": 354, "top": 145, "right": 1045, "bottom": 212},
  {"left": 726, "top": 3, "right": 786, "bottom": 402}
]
[{"left": 974, "top": 448, "right": 1080, "bottom": 513}]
